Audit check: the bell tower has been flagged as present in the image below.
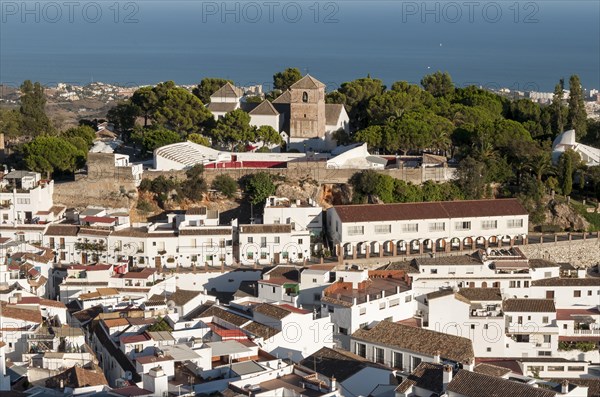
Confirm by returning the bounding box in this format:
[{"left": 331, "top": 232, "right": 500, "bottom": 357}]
[{"left": 289, "top": 75, "right": 326, "bottom": 139}]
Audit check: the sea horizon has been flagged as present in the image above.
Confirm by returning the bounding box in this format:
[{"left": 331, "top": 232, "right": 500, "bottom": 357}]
[{"left": 1, "top": 1, "right": 598, "bottom": 92}]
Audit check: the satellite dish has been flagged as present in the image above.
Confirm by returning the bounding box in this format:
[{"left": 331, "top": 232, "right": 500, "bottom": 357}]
[{"left": 166, "top": 300, "right": 176, "bottom": 309}]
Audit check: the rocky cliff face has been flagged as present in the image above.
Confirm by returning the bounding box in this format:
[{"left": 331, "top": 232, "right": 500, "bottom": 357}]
[{"left": 545, "top": 200, "right": 590, "bottom": 231}]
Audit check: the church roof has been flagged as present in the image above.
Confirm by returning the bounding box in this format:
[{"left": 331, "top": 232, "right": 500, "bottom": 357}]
[
  {"left": 207, "top": 102, "right": 238, "bottom": 112},
  {"left": 325, "top": 104, "right": 344, "bottom": 125},
  {"left": 272, "top": 90, "right": 291, "bottom": 104},
  {"left": 210, "top": 82, "right": 243, "bottom": 100},
  {"left": 248, "top": 100, "right": 280, "bottom": 116},
  {"left": 290, "top": 75, "right": 326, "bottom": 90}
]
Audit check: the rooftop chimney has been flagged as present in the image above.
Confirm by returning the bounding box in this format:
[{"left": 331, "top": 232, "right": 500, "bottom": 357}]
[
  {"left": 330, "top": 376, "right": 337, "bottom": 392},
  {"left": 443, "top": 365, "right": 453, "bottom": 390},
  {"left": 465, "top": 358, "right": 475, "bottom": 371},
  {"left": 433, "top": 351, "right": 441, "bottom": 364},
  {"left": 561, "top": 380, "right": 569, "bottom": 394}
]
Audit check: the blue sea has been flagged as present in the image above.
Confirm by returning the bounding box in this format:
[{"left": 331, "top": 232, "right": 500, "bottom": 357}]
[{"left": 1, "top": 0, "right": 598, "bottom": 92}]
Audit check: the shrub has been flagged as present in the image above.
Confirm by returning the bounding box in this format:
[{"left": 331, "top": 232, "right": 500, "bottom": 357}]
[
  {"left": 211, "top": 174, "right": 238, "bottom": 198},
  {"left": 136, "top": 200, "right": 153, "bottom": 213}
]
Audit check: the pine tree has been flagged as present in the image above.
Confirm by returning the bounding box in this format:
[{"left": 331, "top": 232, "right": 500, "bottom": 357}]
[
  {"left": 19, "top": 80, "right": 52, "bottom": 136},
  {"left": 551, "top": 80, "right": 565, "bottom": 136},
  {"left": 567, "top": 75, "right": 587, "bottom": 138}
]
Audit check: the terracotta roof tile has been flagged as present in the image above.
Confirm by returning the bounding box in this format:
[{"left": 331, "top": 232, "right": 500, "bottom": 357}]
[
  {"left": 503, "top": 299, "right": 555, "bottom": 313},
  {"left": 332, "top": 199, "right": 528, "bottom": 223},
  {"left": 352, "top": 321, "right": 474, "bottom": 364},
  {"left": 447, "top": 370, "right": 556, "bottom": 397},
  {"left": 239, "top": 224, "right": 292, "bottom": 234},
  {"left": 532, "top": 277, "right": 600, "bottom": 287}
]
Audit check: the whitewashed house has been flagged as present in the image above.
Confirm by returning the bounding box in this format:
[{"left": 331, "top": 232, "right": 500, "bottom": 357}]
[
  {"left": 350, "top": 320, "right": 475, "bottom": 372},
  {"left": 0, "top": 171, "right": 62, "bottom": 225},
  {"left": 327, "top": 199, "right": 529, "bottom": 258},
  {"left": 238, "top": 224, "right": 311, "bottom": 265},
  {"left": 320, "top": 268, "right": 414, "bottom": 349},
  {"left": 262, "top": 196, "right": 323, "bottom": 235}
]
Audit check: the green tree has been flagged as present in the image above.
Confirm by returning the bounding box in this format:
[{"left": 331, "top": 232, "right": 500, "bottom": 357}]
[
  {"left": 455, "top": 156, "right": 487, "bottom": 199},
  {"left": 0, "top": 109, "right": 23, "bottom": 139},
  {"left": 337, "top": 77, "right": 386, "bottom": 129},
  {"left": 135, "top": 126, "right": 181, "bottom": 152},
  {"left": 244, "top": 172, "right": 276, "bottom": 205},
  {"left": 558, "top": 151, "right": 574, "bottom": 196},
  {"left": 210, "top": 109, "right": 255, "bottom": 149},
  {"left": 130, "top": 86, "right": 158, "bottom": 127},
  {"left": 245, "top": 95, "right": 264, "bottom": 103},
  {"left": 62, "top": 125, "right": 96, "bottom": 147},
  {"left": 353, "top": 125, "right": 383, "bottom": 150},
  {"left": 550, "top": 80, "right": 566, "bottom": 135},
  {"left": 420, "top": 71, "right": 454, "bottom": 97},
  {"left": 192, "top": 78, "right": 234, "bottom": 104},
  {"left": 255, "top": 125, "right": 282, "bottom": 147},
  {"left": 151, "top": 81, "right": 212, "bottom": 136},
  {"left": 22, "top": 136, "right": 81, "bottom": 177},
  {"left": 567, "top": 75, "right": 588, "bottom": 138},
  {"left": 527, "top": 152, "right": 553, "bottom": 182},
  {"left": 273, "top": 68, "right": 302, "bottom": 92},
  {"left": 19, "top": 80, "right": 52, "bottom": 136},
  {"left": 147, "top": 317, "right": 172, "bottom": 332},
  {"left": 187, "top": 133, "right": 211, "bottom": 146},
  {"left": 107, "top": 101, "right": 139, "bottom": 133},
  {"left": 211, "top": 174, "right": 238, "bottom": 198}
]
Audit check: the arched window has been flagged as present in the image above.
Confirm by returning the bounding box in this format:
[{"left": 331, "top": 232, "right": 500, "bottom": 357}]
[{"left": 302, "top": 91, "right": 308, "bottom": 102}]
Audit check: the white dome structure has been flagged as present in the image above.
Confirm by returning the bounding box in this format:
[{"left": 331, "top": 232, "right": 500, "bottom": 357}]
[{"left": 551, "top": 129, "right": 600, "bottom": 166}]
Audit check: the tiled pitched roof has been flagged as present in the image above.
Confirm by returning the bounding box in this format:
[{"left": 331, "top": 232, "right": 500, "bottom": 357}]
[
  {"left": 529, "top": 259, "right": 560, "bottom": 269},
  {"left": 457, "top": 288, "right": 503, "bottom": 302},
  {"left": 0, "top": 302, "right": 42, "bottom": 323},
  {"left": 447, "top": 370, "right": 557, "bottom": 397},
  {"left": 179, "top": 228, "right": 231, "bottom": 236},
  {"left": 210, "top": 82, "right": 243, "bottom": 99},
  {"left": 395, "top": 362, "right": 444, "bottom": 394},
  {"left": 352, "top": 321, "right": 474, "bottom": 363},
  {"left": 201, "top": 306, "right": 250, "bottom": 327},
  {"left": 45, "top": 224, "right": 78, "bottom": 236},
  {"left": 532, "top": 277, "right": 600, "bottom": 287},
  {"left": 426, "top": 289, "right": 455, "bottom": 300},
  {"left": 473, "top": 363, "right": 511, "bottom": 377},
  {"left": 299, "top": 347, "right": 372, "bottom": 382},
  {"left": 325, "top": 104, "right": 344, "bottom": 125},
  {"left": 253, "top": 303, "right": 292, "bottom": 320},
  {"left": 290, "top": 75, "right": 326, "bottom": 89},
  {"left": 170, "top": 289, "right": 201, "bottom": 306},
  {"left": 414, "top": 254, "right": 482, "bottom": 267},
  {"left": 239, "top": 224, "right": 292, "bottom": 234},
  {"left": 241, "top": 321, "right": 280, "bottom": 339},
  {"left": 272, "top": 90, "right": 291, "bottom": 104},
  {"left": 45, "top": 365, "right": 108, "bottom": 388},
  {"left": 248, "top": 100, "right": 279, "bottom": 116},
  {"left": 503, "top": 299, "right": 555, "bottom": 313},
  {"left": 332, "top": 198, "right": 528, "bottom": 223},
  {"left": 264, "top": 265, "right": 303, "bottom": 281}
]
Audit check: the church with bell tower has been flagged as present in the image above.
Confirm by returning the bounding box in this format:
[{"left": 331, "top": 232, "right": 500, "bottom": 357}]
[{"left": 289, "top": 75, "right": 327, "bottom": 140}]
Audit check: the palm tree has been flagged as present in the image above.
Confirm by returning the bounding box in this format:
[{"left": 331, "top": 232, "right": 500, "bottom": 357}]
[{"left": 527, "top": 153, "right": 554, "bottom": 182}]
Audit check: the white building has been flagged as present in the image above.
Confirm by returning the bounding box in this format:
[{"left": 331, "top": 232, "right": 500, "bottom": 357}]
[
  {"left": 552, "top": 129, "right": 600, "bottom": 167},
  {"left": 326, "top": 143, "right": 388, "bottom": 169},
  {"left": 320, "top": 268, "right": 414, "bottom": 349},
  {"left": 0, "top": 171, "right": 62, "bottom": 225},
  {"left": 327, "top": 199, "right": 529, "bottom": 259},
  {"left": 350, "top": 320, "right": 475, "bottom": 372},
  {"left": 238, "top": 224, "right": 311, "bottom": 265},
  {"left": 262, "top": 196, "right": 323, "bottom": 235}
]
